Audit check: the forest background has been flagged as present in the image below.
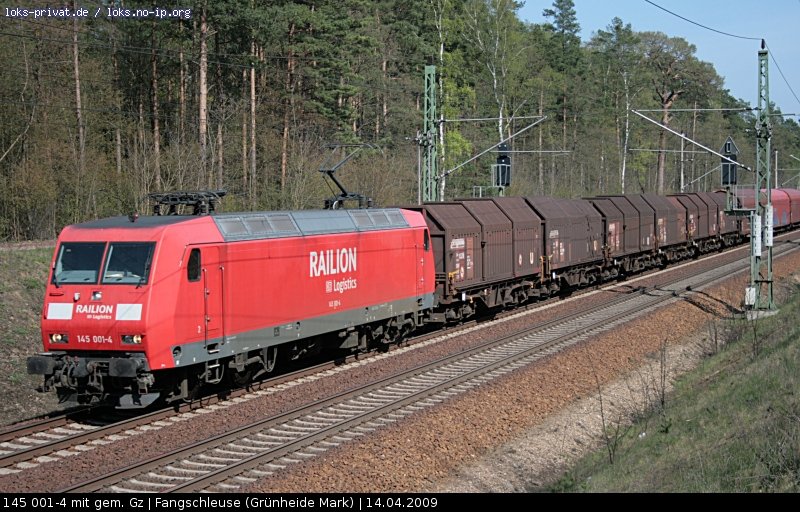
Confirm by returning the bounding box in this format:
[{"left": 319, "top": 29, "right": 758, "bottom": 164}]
[{"left": 2, "top": 0, "right": 799, "bottom": 240}]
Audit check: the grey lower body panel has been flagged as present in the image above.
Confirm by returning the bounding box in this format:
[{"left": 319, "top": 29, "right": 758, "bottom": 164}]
[{"left": 171, "top": 293, "right": 436, "bottom": 368}]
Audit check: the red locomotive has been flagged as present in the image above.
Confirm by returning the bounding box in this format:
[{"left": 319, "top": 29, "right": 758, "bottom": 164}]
[
  {"left": 28, "top": 192, "right": 435, "bottom": 407},
  {"left": 27, "top": 189, "right": 800, "bottom": 408}
]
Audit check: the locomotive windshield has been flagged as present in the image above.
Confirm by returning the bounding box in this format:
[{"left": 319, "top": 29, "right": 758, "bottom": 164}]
[
  {"left": 101, "top": 242, "right": 155, "bottom": 285},
  {"left": 52, "top": 242, "right": 155, "bottom": 285},
  {"left": 52, "top": 242, "right": 106, "bottom": 284}
]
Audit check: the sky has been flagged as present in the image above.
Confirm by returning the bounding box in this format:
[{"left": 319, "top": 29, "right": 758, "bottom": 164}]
[{"left": 518, "top": 0, "right": 800, "bottom": 115}]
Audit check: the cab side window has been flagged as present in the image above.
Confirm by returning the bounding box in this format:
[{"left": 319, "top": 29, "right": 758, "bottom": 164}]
[
  {"left": 187, "top": 249, "right": 201, "bottom": 281},
  {"left": 423, "top": 230, "right": 430, "bottom": 252}
]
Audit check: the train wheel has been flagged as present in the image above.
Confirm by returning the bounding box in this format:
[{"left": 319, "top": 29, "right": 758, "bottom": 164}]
[{"left": 232, "top": 367, "right": 255, "bottom": 387}]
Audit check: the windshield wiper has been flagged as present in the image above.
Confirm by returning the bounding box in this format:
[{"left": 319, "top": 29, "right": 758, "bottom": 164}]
[{"left": 136, "top": 265, "right": 150, "bottom": 289}]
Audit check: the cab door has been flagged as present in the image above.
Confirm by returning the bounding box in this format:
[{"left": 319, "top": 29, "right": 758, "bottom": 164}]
[
  {"left": 202, "top": 246, "right": 225, "bottom": 349},
  {"left": 417, "top": 229, "right": 431, "bottom": 295}
]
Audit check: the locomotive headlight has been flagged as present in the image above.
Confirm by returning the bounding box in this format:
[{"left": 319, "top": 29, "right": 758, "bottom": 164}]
[
  {"left": 121, "top": 334, "right": 143, "bottom": 344},
  {"left": 49, "top": 333, "right": 68, "bottom": 344}
]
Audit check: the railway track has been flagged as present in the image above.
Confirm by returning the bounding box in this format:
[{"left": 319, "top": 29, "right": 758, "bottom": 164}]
[
  {"left": 3, "top": 234, "right": 796, "bottom": 486},
  {"left": 0, "top": 319, "right": 511, "bottom": 473},
  {"left": 0, "top": 356, "right": 366, "bottom": 474},
  {"left": 59, "top": 238, "right": 800, "bottom": 493}
]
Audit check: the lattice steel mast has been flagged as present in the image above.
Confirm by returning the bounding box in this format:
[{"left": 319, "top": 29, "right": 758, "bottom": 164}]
[
  {"left": 422, "top": 65, "right": 438, "bottom": 202},
  {"left": 750, "top": 43, "right": 775, "bottom": 312}
]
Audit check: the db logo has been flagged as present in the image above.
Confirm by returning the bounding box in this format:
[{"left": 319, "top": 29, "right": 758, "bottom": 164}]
[{"left": 325, "top": 281, "right": 333, "bottom": 293}]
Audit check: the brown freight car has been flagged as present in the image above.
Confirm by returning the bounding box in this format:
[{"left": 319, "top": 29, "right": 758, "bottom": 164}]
[
  {"left": 525, "top": 197, "right": 603, "bottom": 287},
  {"left": 489, "top": 197, "right": 543, "bottom": 278},
  {"left": 407, "top": 202, "right": 482, "bottom": 298},
  {"left": 460, "top": 199, "right": 514, "bottom": 282}
]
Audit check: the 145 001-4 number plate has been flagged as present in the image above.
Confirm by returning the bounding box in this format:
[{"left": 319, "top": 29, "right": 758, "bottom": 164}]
[{"left": 76, "top": 334, "right": 113, "bottom": 344}]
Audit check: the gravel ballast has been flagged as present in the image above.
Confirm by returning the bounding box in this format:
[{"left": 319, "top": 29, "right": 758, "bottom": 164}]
[
  {"left": 2, "top": 244, "right": 799, "bottom": 493},
  {"left": 242, "top": 250, "right": 800, "bottom": 493}
]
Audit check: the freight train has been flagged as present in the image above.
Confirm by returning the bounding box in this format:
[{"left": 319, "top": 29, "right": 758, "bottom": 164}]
[{"left": 26, "top": 189, "right": 799, "bottom": 408}]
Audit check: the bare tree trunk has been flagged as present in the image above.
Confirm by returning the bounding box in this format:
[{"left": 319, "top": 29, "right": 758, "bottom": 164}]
[
  {"left": 258, "top": 45, "right": 267, "bottom": 90},
  {"left": 280, "top": 23, "right": 295, "bottom": 201},
  {"left": 657, "top": 106, "right": 669, "bottom": 194},
  {"left": 216, "top": 122, "right": 224, "bottom": 190},
  {"left": 538, "top": 89, "right": 544, "bottom": 194},
  {"left": 151, "top": 19, "right": 161, "bottom": 190},
  {"left": 72, "top": 3, "right": 86, "bottom": 211},
  {"left": 112, "top": 43, "right": 122, "bottom": 176},
  {"left": 381, "top": 59, "right": 388, "bottom": 136},
  {"left": 242, "top": 68, "right": 248, "bottom": 194},
  {"left": 250, "top": 41, "right": 257, "bottom": 204},
  {"left": 179, "top": 23, "right": 186, "bottom": 146},
  {"left": 137, "top": 99, "right": 146, "bottom": 201},
  {"left": 655, "top": 83, "right": 681, "bottom": 195},
  {"left": 691, "top": 100, "right": 698, "bottom": 190},
  {"left": 376, "top": 59, "right": 386, "bottom": 138},
  {"left": 561, "top": 88, "right": 567, "bottom": 151},
  {"left": 621, "top": 72, "right": 631, "bottom": 194},
  {"left": 351, "top": 95, "right": 359, "bottom": 134},
  {"left": 213, "top": 33, "right": 224, "bottom": 191},
  {"left": 573, "top": 111, "right": 579, "bottom": 194},
  {"left": 199, "top": 4, "right": 209, "bottom": 186},
  {"left": 337, "top": 76, "right": 344, "bottom": 109}
]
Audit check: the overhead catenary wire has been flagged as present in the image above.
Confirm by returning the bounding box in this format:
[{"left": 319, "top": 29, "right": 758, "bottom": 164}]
[
  {"left": 764, "top": 43, "right": 800, "bottom": 110},
  {"left": 489, "top": 150, "right": 570, "bottom": 154},
  {"left": 643, "top": 0, "right": 800, "bottom": 111},
  {"left": 443, "top": 116, "right": 543, "bottom": 123},
  {"left": 632, "top": 108, "right": 754, "bottom": 112},
  {"left": 643, "top": 0, "right": 761, "bottom": 41},
  {"left": 629, "top": 149, "right": 715, "bottom": 154}
]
